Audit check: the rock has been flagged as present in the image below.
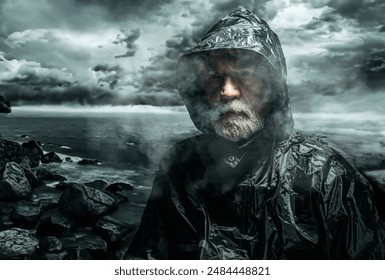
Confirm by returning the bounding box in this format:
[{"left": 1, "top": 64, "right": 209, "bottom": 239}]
[
  {"left": 21, "top": 140, "right": 44, "bottom": 168},
  {"left": 11, "top": 204, "right": 42, "bottom": 228},
  {"left": 61, "top": 234, "right": 108, "bottom": 260},
  {"left": 35, "top": 168, "right": 67, "bottom": 181},
  {"left": 41, "top": 152, "right": 62, "bottom": 164},
  {"left": 65, "top": 157, "right": 73, "bottom": 162},
  {"left": 0, "top": 204, "right": 15, "bottom": 230},
  {"left": 84, "top": 180, "right": 108, "bottom": 190},
  {"left": 0, "top": 140, "right": 23, "bottom": 167},
  {"left": 36, "top": 209, "right": 74, "bottom": 237},
  {"left": 0, "top": 228, "right": 39, "bottom": 259},
  {"left": 63, "top": 247, "right": 93, "bottom": 260},
  {"left": 23, "top": 168, "right": 44, "bottom": 187},
  {"left": 77, "top": 158, "right": 101, "bottom": 165},
  {"left": 38, "top": 236, "right": 63, "bottom": 253},
  {"left": 58, "top": 184, "right": 118, "bottom": 221},
  {"left": 0, "top": 162, "right": 31, "bottom": 199},
  {"left": 93, "top": 216, "right": 135, "bottom": 247},
  {"left": 31, "top": 185, "right": 62, "bottom": 211},
  {"left": 38, "top": 251, "right": 67, "bottom": 260},
  {"left": 105, "top": 182, "right": 134, "bottom": 192},
  {"left": 55, "top": 181, "right": 78, "bottom": 191}
]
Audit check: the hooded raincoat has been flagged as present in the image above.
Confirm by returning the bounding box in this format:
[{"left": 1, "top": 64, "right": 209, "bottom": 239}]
[{"left": 126, "top": 7, "right": 385, "bottom": 260}]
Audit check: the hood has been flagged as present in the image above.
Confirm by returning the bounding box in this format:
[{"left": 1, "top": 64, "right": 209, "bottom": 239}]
[{"left": 176, "top": 6, "right": 294, "bottom": 141}]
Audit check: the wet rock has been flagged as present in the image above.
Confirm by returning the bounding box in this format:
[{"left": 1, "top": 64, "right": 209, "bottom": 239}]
[
  {"left": 58, "top": 184, "right": 118, "bottom": 221},
  {"left": 55, "top": 181, "right": 78, "bottom": 191},
  {"left": 61, "top": 234, "right": 108, "bottom": 260},
  {"left": 65, "top": 157, "right": 73, "bottom": 162},
  {"left": 21, "top": 140, "right": 44, "bottom": 168},
  {"left": 94, "top": 216, "right": 135, "bottom": 248},
  {"left": 105, "top": 182, "right": 134, "bottom": 192},
  {"left": 0, "top": 140, "right": 23, "bottom": 166},
  {"left": 63, "top": 247, "right": 93, "bottom": 260},
  {"left": 84, "top": 180, "right": 108, "bottom": 190},
  {"left": 41, "top": 152, "right": 62, "bottom": 164},
  {"left": 106, "top": 192, "right": 129, "bottom": 204},
  {"left": 0, "top": 162, "right": 31, "bottom": 199},
  {"left": 0, "top": 228, "right": 39, "bottom": 259},
  {"left": 0, "top": 204, "right": 15, "bottom": 230},
  {"left": 38, "top": 236, "right": 63, "bottom": 253},
  {"left": 23, "top": 168, "right": 43, "bottom": 187},
  {"left": 35, "top": 168, "right": 67, "bottom": 181},
  {"left": 78, "top": 158, "right": 101, "bottom": 165},
  {"left": 11, "top": 204, "right": 42, "bottom": 228},
  {"left": 31, "top": 185, "right": 62, "bottom": 211},
  {"left": 36, "top": 209, "right": 74, "bottom": 237}
]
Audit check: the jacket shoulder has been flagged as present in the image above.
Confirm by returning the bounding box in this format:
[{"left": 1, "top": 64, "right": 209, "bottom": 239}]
[{"left": 275, "top": 131, "right": 356, "bottom": 176}]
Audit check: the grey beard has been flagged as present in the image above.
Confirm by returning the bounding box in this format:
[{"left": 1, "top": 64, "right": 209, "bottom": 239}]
[{"left": 207, "top": 100, "right": 264, "bottom": 142}]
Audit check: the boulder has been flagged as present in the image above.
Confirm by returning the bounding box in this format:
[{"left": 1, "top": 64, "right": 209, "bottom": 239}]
[
  {"left": 84, "top": 180, "right": 108, "bottom": 190},
  {"left": 31, "top": 185, "right": 63, "bottom": 211},
  {"left": 23, "top": 168, "right": 44, "bottom": 187},
  {"left": 11, "top": 204, "right": 42, "bottom": 228},
  {"left": 0, "top": 228, "right": 39, "bottom": 259},
  {"left": 35, "top": 168, "right": 67, "bottom": 181},
  {"left": 58, "top": 184, "right": 118, "bottom": 221},
  {"left": 0, "top": 204, "right": 15, "bottom": 230},
  {"left": 105, "top": 182, "right": 134, "bottom": 192},
  {"left": 93, "top": 216, "right": 135, "bottom": 247},
  {"left": 0, "top": 162, "right": 31, "bottom": 199},
  {"left": 38, "top": 236, "right": 63, "bottom": 253},
  {"left": 21, "top": 140, "right": 44, "bottom": 168},
  {"left": 41, "top": 152, "right": 62, "bottom": 164},
  {"left": 61, "top": 234, "right": 108, "bottom": 260},
  {"left": 55, "top": 181, "right": 78, "bottom": 191},
  {"left": 77, "top": 158, "right": 101, "bottom": 165},
  {"left": 0, "top": 140, "right": 23, "bottom": 166},
  {"left": 36, "top": 209, "right": 74, "bottom": 237}
]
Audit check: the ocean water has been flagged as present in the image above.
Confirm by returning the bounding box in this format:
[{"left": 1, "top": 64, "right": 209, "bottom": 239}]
[{"left": 1, "top": 106, "right": 385, "bottom": 222}]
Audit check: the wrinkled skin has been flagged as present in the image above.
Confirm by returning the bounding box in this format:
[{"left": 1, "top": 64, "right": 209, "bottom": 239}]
[{"left": 125, "top": 7, "right": 385, "bottom": 260}]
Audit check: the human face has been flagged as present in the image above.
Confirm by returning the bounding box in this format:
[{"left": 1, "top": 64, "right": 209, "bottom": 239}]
[{"left": 201, "top": 50, "right": 270, "bottom": 142}]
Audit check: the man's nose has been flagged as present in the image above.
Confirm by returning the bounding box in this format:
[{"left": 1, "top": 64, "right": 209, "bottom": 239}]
[{"left": 220, "top": 77, "right": 240, "bottom": 100}]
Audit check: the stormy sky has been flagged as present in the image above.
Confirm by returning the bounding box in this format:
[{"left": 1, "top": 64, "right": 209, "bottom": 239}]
[{"left": 0, "top": 0, "right": 384, "bottom": 113}]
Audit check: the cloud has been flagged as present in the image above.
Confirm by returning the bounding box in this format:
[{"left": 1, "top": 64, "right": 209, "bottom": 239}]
[
  {"left": 74, "top": 0, "right": 174, "bottom": 21},
  {"left": 113, "top": 28, "right": 141, "bottom": 58},
  {"left": 91, "top": 64, "right": 123, "bottom": 89}
]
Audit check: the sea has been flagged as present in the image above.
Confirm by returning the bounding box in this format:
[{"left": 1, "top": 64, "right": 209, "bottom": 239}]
[{"left": 1, "top": 105, "right": 385, "bottom": 222}]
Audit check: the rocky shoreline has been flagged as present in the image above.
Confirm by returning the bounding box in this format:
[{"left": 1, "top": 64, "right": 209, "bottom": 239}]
[{"left": 0, "top": 138, "right": 138, "bottom": 260}]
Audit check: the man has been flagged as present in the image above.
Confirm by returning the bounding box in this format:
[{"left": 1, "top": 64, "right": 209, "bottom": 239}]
[{"left": 126, "top": 7, "right": 385, "bottom": 259}]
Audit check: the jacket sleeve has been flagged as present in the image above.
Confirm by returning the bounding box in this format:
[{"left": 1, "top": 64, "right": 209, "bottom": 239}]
[
  {"left": 315, "top": 155, "right": 385, "bottom": 259},
  {"left": 124, "top": 156, "right": 176, "bottom": 259}
]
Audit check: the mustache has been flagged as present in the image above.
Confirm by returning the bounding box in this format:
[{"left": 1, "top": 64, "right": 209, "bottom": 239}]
[{"left": 211, "top": 100, "right": 254, "bottom": 119}]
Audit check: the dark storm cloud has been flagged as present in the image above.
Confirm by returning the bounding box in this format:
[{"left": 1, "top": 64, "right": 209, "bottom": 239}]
[
  {"left": 92, "top": 64, "right": 123, "bottom": 89},
  {"left": 327, "top": 0, "right": 384, "bottom": 26},
  {"left": 0, "top": 81, "right": 116, "bottom": 106},
  {"left": 113, "top": 28, "right": 141, "bottom": 58},
  {"left": 75, "top": 0, "right": 173, "bottom": 21}
]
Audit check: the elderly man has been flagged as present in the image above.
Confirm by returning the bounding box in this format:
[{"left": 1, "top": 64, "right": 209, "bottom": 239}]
[{"left": 126, "top": 7, "right": 385, "bottom": 259}]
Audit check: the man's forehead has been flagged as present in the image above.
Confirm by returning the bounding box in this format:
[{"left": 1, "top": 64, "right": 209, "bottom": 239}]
[{"left": 203, "top": 49, "right": 263, "bottom": 68}]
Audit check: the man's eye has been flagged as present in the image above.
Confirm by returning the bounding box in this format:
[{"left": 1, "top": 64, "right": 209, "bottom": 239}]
[
  {"left": 240, "top": 71, "right": 253, "bottom": 78},
  {"left": 207, "top": 73, "right": 223, "bottom": 83}
]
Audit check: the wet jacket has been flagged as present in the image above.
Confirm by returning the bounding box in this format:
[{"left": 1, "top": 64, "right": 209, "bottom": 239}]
[{"left": 126, "top": 7, "right": 385, "bottom": 259}]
